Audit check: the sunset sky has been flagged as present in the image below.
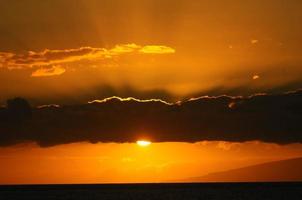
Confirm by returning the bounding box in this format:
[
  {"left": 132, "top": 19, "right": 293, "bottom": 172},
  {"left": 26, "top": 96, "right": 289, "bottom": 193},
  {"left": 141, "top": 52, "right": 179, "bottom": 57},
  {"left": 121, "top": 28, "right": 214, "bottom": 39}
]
[{"left": 1, "top": 0, "right": 302, "bottom": 184}]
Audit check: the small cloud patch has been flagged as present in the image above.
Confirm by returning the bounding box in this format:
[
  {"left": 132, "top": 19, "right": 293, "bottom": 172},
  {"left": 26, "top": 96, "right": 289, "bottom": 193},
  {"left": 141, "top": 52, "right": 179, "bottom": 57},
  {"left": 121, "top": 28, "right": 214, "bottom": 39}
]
[{"left": 31, "top": 65, "right": 66, "bottom": 77}]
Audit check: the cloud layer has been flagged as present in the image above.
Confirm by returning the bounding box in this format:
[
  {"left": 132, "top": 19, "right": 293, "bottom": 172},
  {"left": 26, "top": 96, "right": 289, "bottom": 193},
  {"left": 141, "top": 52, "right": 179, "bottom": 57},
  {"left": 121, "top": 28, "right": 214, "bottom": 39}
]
[
  {"left": 0, "top": 44, "right": 175, "bottom": 76},
  {"left": 0, "top": 90, "right": 302, "bottom": 147}
]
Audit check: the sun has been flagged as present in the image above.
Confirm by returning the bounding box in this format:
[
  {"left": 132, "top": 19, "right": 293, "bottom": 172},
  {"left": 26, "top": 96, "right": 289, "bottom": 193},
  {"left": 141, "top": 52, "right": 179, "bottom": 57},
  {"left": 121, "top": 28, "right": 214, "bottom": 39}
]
[{"left": 136, "top": 140, "right": 151, "bottom": 147}]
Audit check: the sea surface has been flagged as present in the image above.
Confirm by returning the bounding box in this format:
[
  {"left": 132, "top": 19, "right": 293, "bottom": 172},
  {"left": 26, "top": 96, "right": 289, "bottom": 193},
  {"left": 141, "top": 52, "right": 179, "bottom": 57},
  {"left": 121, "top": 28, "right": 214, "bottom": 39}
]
[{"left": 0, "top": 182, "right": 301, "bottom": 200}]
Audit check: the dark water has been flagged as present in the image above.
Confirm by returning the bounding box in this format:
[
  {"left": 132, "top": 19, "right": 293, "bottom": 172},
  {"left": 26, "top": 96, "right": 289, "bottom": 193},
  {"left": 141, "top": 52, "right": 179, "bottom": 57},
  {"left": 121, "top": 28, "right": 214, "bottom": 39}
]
[{"left": 0, "top": 182, "right": 301, "bottom": 200}]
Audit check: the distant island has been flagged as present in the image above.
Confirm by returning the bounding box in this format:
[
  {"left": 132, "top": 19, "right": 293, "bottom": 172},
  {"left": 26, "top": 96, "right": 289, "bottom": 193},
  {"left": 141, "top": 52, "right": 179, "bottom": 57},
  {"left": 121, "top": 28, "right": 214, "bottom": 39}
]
[{"left": 181, "top": 157, "right": 302, "bottom": 182}]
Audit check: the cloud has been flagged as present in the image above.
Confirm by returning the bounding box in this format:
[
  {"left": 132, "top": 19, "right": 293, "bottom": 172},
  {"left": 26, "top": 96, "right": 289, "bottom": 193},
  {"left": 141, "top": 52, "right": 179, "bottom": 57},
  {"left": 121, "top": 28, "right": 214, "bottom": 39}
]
[
  {"left": 0, "top": 90, "right": 302, "bottom": 147},
  {"left": 251, "top": 39, "right": 259, "bottom": 44},
  {"left": 139, "top": 45, "right": 176, "bottom": 54},
  {"left": 1, "top": 47, "right": 103, "bottom": 69},
  {"left": 0, "top": 44, "right": 175, "bottom": 76},
  {"left": 110, "top": 43, "right": 142, "bottom": 54},
  {"left": 252, "top": 75, "right": 260, "bottom": 80},
  {"left": 31, "top": 65, "right": 66, "bottom": 77}
]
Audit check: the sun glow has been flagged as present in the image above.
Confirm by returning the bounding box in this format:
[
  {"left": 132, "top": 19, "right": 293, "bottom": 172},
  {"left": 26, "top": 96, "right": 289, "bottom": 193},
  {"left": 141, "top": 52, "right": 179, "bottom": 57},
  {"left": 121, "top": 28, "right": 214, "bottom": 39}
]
[{"left": 136, "top": 140, "right": 151, "bottom": 147}]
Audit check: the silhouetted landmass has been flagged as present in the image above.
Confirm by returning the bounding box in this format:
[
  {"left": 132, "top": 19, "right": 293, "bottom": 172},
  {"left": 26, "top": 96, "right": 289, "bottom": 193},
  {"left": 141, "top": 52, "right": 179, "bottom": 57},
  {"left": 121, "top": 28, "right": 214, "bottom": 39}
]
[{"left": 183, "top": 157, "right": 302, "bottom": 182}]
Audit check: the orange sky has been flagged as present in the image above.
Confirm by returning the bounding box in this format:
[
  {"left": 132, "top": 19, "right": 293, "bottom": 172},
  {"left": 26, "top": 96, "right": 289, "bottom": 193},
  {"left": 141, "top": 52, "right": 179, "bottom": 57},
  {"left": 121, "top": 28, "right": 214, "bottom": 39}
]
[
  {"left": 1, "top": 0, "right": 302, "bottom": 184},
  {"left": 1, "top": 141, "right": 302, "bottom": 184},
  {"left": 1, "top": 0, "right": 302, "bottom": 104}
]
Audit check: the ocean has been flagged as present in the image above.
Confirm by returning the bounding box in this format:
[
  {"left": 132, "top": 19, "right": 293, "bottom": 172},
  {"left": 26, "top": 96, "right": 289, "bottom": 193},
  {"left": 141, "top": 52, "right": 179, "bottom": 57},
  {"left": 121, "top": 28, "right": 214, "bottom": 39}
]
[{"left": 0, "top": 182, "right": 301, "bottom": 200}]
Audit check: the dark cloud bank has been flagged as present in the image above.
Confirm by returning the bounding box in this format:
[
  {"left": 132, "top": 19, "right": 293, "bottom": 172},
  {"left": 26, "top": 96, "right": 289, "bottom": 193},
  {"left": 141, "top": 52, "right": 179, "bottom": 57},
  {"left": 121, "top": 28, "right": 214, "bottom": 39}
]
[{"left": 1, "top": 90, "right": 302, "bottom": 147}]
